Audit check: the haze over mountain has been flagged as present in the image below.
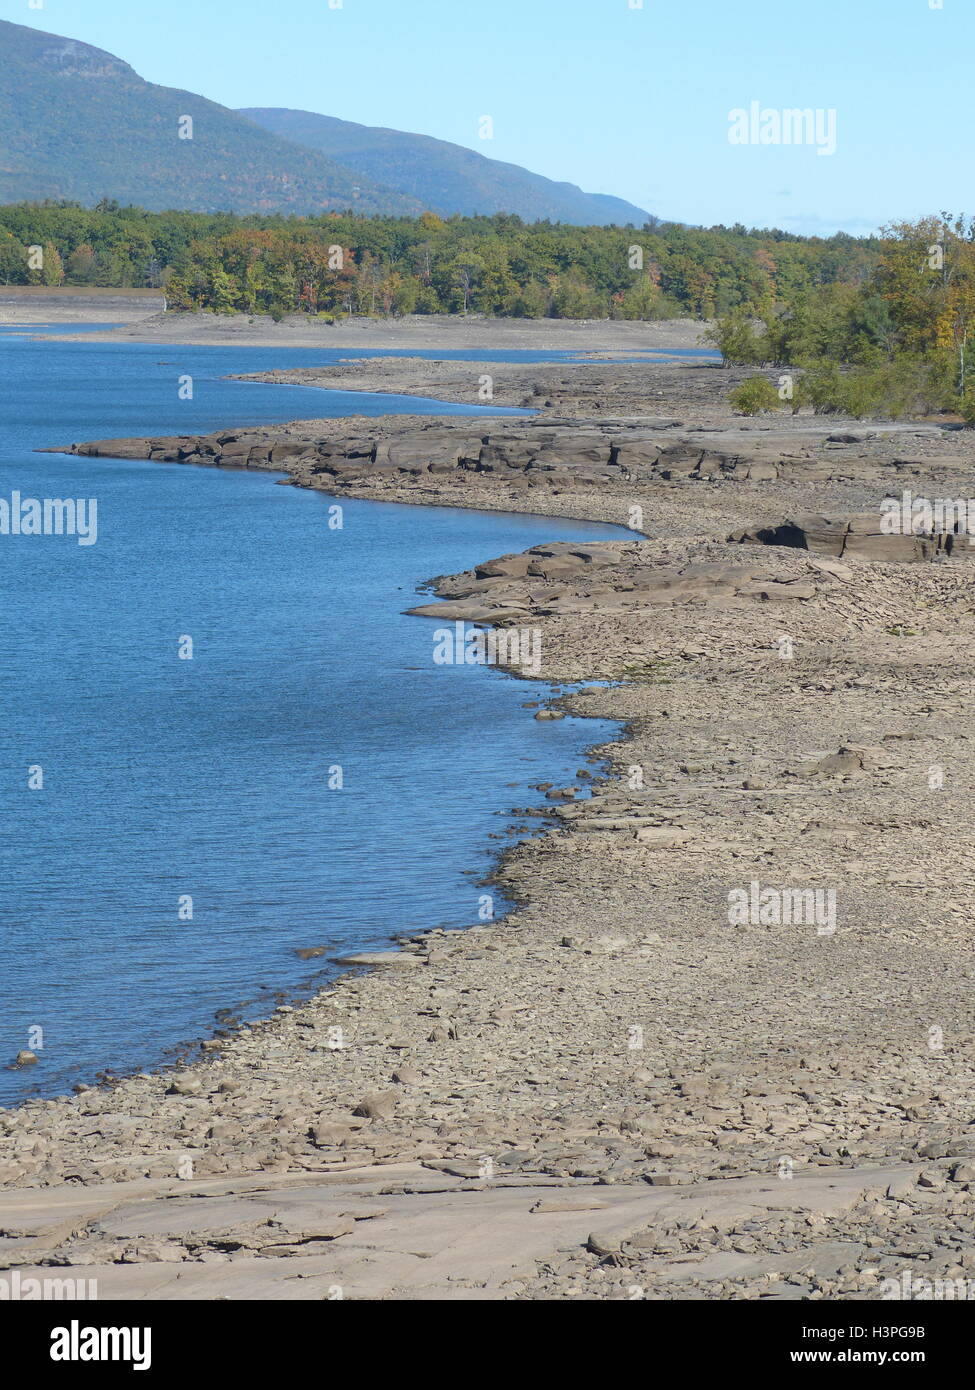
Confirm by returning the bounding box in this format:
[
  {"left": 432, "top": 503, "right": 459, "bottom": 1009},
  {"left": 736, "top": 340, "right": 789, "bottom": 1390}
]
[
  {"left": 0, "top": 20, "right": 422, "bottom": 216},
  {"left": 0, "top": 19, "right": 653, "bottom": 226},
  {"left": 239, "top": 109, "right": 652, "bottom": 227}
]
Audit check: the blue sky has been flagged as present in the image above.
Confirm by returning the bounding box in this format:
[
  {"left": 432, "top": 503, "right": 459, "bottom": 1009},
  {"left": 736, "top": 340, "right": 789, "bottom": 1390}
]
[{"left": 2, "top": 0, "right": 968, "bottom": 235}]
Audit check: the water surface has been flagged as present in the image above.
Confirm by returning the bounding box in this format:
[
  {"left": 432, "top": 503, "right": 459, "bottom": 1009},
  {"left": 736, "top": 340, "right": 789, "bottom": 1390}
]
[{"left": 0, "top": 334, "right": 627, "bottom": 1104}]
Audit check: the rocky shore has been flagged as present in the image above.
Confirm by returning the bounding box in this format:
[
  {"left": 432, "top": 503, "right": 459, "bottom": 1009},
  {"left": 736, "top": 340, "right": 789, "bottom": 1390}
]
[{"left": 5, "top": 347, "right": 975, "bottom": 1300}]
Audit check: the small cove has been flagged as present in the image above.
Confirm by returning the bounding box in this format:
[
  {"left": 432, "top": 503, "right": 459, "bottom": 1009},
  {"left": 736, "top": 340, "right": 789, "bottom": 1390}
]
[{"left": 0, "top": 333, "right": 629, "bottom": 1104}]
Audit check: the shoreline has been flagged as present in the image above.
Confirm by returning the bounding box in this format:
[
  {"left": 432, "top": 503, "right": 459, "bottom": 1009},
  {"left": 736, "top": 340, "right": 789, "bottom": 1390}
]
[
  {"left": 11, "top": 308, "right": 712, "bottom": 352},
  {"left": 6, "top": 339, "right": 975, "bottom": 1299}
]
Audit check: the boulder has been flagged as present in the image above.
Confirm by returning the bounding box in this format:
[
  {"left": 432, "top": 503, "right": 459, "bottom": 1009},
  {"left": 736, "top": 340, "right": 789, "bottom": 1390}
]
[
  {"left": 353, "top": 1090, "right": 398, "bottom": 1121},
  {"left": 731, "top": 513, "right": 957, "bottom": 562}
]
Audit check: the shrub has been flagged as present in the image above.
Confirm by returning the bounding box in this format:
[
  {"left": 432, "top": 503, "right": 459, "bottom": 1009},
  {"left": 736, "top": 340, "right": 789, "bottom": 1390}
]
[
  {"left": 704, "top": 311, "right": 769, "bottom": 365},
  {"left": 728, "top": 376, "right": 780, "bottom": 415},
  {"left": 960, "top": 383, "right": 975, "bottom": 427},
  {"left": 801, "top": 361, "right": 847, "bottom": 414},
  {"left": 802, "top": 357, "right": 952, "bottom": 419}
]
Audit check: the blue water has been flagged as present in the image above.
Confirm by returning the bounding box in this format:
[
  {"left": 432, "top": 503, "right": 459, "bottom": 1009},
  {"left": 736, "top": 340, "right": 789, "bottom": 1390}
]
[{"left": 0, "top": 333, "right": 628, "bottom": 1105}]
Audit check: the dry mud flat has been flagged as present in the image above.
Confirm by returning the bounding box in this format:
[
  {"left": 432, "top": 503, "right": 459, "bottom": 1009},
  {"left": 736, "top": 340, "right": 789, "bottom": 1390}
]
[
  {"left": 7, "top": 360, "right": 975, "bottom": 1301},
  {"left": 231, "top": 350, "right": 739, "bottom": 415},
  {"left": 34, "top": 310, "right": 708, "bottom": 352},
  {"left": 0, "top": 289, "right": 166, "bottom": 325}
]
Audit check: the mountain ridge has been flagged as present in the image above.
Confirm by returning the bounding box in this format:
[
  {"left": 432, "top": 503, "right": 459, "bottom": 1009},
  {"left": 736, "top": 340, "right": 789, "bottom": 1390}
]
[
  {"left": 0, "top": 19, "right": 423, "bottom": 215},
  {"left": 0, "top": 19, "right": 653, "bottom": 225},
  {"left": 239, "top": 107, "right": 653, "bottom": 226}
]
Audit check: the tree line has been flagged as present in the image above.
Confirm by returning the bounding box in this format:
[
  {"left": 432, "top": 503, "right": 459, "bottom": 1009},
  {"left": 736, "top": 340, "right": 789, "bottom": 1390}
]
[
  {"left": 0, "top": 199, "right": 879, "bottom": 322},
  {"left": 709, "top": 216, "right": 975, "bottom": 423}
]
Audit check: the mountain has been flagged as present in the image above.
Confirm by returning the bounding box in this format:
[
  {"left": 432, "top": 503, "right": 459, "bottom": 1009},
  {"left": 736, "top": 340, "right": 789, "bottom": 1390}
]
[
  {"left": 0, "top": 19, "right": 653, "bottom": 225},
  {"left": 0, "top": 20, "right": 423, "bottom": 215},
  {"left": 240, "top": 108, "right": 652, "bottom": 227}
]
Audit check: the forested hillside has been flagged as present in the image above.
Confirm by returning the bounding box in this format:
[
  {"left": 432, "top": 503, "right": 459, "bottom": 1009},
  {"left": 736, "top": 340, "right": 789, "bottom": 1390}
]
[{"left": 0, "top": 201, "right": 879, "bottom": 322}]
